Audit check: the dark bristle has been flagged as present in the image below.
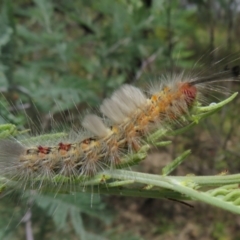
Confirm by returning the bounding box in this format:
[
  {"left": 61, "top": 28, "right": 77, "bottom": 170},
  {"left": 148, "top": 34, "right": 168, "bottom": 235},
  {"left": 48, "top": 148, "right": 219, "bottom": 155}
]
[{"left": 190, "top": 65, "right": 240, "bottom": 86}]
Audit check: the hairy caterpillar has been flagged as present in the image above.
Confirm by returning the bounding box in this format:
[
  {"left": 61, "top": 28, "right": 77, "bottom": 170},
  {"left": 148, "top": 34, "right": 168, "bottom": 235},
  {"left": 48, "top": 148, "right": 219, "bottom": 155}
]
[{"left": 0, "top": 61, "right": 239, "bottom": 192}]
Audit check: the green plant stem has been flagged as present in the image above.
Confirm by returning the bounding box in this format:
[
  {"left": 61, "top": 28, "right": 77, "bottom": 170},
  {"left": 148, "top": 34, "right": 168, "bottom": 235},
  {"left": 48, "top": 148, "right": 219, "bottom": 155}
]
[
  {"left": 103, "top": 170, "right": 240, "bottom": 187},
  {"left": 101, "top": 170, "right": 240, "bottom": 214}
]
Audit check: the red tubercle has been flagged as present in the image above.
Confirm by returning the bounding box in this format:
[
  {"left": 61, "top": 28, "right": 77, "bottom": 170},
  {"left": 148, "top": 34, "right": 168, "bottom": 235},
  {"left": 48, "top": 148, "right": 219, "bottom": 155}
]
[
  {"left": 38, "top": 146, "right": 51, "bottom": 154},
  {"left": 180, "top": 82, "right": 197, "bottom": 105},
  {"left": 58, "top": 142, "right": 71, "bottom": 151}
]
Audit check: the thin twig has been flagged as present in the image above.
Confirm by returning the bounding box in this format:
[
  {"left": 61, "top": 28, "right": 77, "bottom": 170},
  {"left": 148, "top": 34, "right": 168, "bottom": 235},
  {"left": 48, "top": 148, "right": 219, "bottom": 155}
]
[
  {"left": 134, "top": 49, "right": 162, "bottom": 82},
  {"left": 21, "top": 196, "right": 34, "bottom": 240}
]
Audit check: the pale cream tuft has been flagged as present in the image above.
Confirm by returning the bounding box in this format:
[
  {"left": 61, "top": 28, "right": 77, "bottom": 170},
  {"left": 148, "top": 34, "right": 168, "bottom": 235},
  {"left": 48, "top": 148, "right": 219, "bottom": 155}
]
[
  {"left": 82, "top": 114, "right": 110, "bottom": 137},
  {"left": 100, "top": 84, "right": 147, "bottom": 123}
]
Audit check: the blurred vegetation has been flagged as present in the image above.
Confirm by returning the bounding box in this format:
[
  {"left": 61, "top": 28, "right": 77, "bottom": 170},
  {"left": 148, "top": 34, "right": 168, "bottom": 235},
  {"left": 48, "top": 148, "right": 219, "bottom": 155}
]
[{"left": 1, "top": 0, "right": 240, "bottom": 239}]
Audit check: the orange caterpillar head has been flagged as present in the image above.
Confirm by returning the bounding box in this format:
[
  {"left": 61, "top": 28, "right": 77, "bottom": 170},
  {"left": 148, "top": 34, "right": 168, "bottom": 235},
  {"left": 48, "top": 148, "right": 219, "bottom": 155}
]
[{"left": 179, "top": 82, "right": 197, "bottom": 106}]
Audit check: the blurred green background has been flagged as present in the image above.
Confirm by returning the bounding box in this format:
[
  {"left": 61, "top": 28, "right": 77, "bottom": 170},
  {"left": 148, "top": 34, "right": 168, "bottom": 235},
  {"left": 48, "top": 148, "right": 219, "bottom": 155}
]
[{"left": 1, "top": 0, "right": 240, "bottom": 239}]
